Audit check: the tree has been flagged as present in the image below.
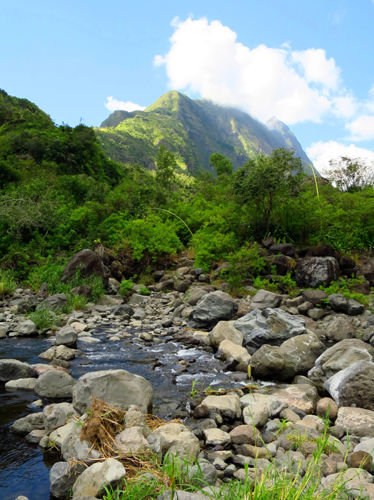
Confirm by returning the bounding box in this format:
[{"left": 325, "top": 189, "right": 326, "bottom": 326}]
[
  {"left": 328, "top": 156, "right": 374, "bottom": 192},
  {"left": 210, "top": 153, "right": 233, "bottom": 177},
  {"left": 155, "top": 144, "right": 177, "bottom": 189},
  {"left": 234, "top": 148, "right": 303, "bottom": 234}
]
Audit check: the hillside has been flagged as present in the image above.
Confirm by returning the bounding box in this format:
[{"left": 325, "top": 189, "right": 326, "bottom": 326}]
[{"left": 98, "top": 90, "right": 314, "bottom": 175}]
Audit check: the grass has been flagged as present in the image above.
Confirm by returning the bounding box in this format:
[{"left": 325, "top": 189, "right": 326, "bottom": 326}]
[
  {"left": 0, "top": 269, "right": 17, "bottom": 298},
  {"left": 27, "top": 307, "right": 55, "bottom": 331}
]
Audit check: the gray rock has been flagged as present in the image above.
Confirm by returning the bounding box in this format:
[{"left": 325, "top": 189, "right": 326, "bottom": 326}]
[
  {"left": 249, "top": 289, "right": 282, "bottom": 310},
  {"left": 308, "top": 339, "right": 374, "bottom": 389},
  {"left": 50, "top": 461, "right": 85, "bottom": 499},
  {"left": 55, "top": 326, "right": 78, "bottom": 347},
  {"left": 147, "top": 422, "right": 200, "bottom": 460},
  {"left": 188, "top": 291, "right": 238, "bottom": 329},
  {"left": 217, "top": 339, "right": 251, "bottom": 372},
  {"left": 0, "top": 323, "right": 10, "bottom": 337},
  {"left": 336, "top": 407, "right": 374, "bottom": 437},
  {"left": 325, "top": 360, "right": 374, "bottom": 410},
  {"left": 302, "top": 289, "right": 328, "bottom": 304},
  {"left": 15, "top": 319, "right": 37, "bottom": 336},
  {"left": 328, "top": 294, "right": 365, "bottom": 316},
  {"left": 34, "top": 369, "right": 75, "bottom": 398},
  {"left": 203, "top": 428, "right": 231, "bottom": 447},
  {"left": 43, "top": 402, "right": 77, "bottom": 433},
  {"left": 72, "top": 458, "right": 126, "bottom": 498},
  {"left": 187, "top": 287, "right": 208, "bottom": 306},
  {"left": 11, "top": 412, "right": 44, "bottom": 435},
  {"left": 112, "top": 304, "right": 134, "bottom": 318},
  {"left": 196, "top": 393, "right": 241, "bottom": 420},
  {"left": 39, "top": 293, "right": 67, "bottom": 311},
  {"left": 296, "top": 256, "right": 339, "bottom": 287},
  {"left": 234, "top": 308, "right": 306, "bottom": 353},
  {"left": 114, "top": 426, "right": 149, "bottom": 454},
  {"left": 324, "top": 316, "right": 355, "bottom": 342},
  {"left": 5, "top": 378, "right": 36, "bottom": 391},
  {"left": 61, "top": 422, "right": 101, "bottom": 461},
  {"left": 72, "top": 369, "right": 153, "bottom": 414},
  {"left": 209, "top": 320, "right": 243, "bottom": 347},
  {"left": 61, "top": 249, "right": 105, "bottom": 283},
  {"left": 0, "top": 359, "right": 36, "bottom": 382}
]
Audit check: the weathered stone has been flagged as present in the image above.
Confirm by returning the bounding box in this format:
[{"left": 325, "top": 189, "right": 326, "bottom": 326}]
[
  {"left": 61, "top": 421, "right": 101, "bottom": 461},
  {"left": 34, "top": 369, "right": 75, "bottom": 398},
  {"left": 188, "top": 291, "right": 238, "bottom": 329},
  {"left": 316, "top": 397, "right": 338, "bottom": 420},
  {"left": 61, "top": 249, "right": 105, "bottom": 283},
  {"left": 203, "top": 428, "right": 231, "bottom": 447},
  {"left": 324, "top": 316, "right": 355, "bottom": 342},
  {"left": 335, "top": 407, "right": 374, "bottom": 437},
  {"left": 301, "top": 289, "right": 328, "bottom": 304},
  {"left": 321, "top": 468, "right": 373, "bottom": 495},
  {"left": 328, "top": 294, "right": 365, "bottom": 316},
  {"left": 350, "top": 451, "right": 373, "bottom": 472},
  {"left": 209, "top": 321, "right": 243, "bottom": 347},
  {"left": 354, "top": 438, "right": 374, "bottom": 461},
  {"left": 229, "top": 425, "right": 262, "bottom": 446},
  {"left": 359, "top": 258, "right": 374, "bottom": 286},
  {"left": 39, "top": 345, "right": 76, "bottom": 361},
  {"left": 114, "top": 427, "right": 149, "bottom": 454},
  {"left": 196, "top": 393, "right": 241, "bottom": 421},
  {"left": 43, "top": 402, "right": 77, "bottom": 433},
  {"left": 269, "top": 384, "right": 318, "bottom": 414},
  {"left": 72, "top": 369, "right": 153, "bottom": 414},
  {"left": 308, "top": 339, "right": 374, "bottom": 389},
  {"left": 15, "top": 319, "right": 37, "bottom": 336},
  {"left": 11, "top": 412, "right": 44, "bottom": 435},
  {"left": 187, "top": 287, "right": 208, "bottom": 306},
  {"left": 325, "top": 360, "right": 374, "bottom": 410},
  {"left": 296, "top": 256, "right": 339, "bottom": 287},
  {"left": 147, "top": 423, "right": 200, "bottom": 459},
  {"left": 39, "top": 293, "right": 67, "bottom": 311},
  {"left": 217, "top": 339, "right": 251, "bottom": 372},
  {"left": 5, "top": 378, "right": 36, "bottom": 391},
  {"left": 72, "top": 458, "right": 126, "bottom": 498},
  {"left": 50, "top": 461, "right": 85, "bottom": 499},
  {"left": 55, "top": 326, "right": 78, "bottom": 347},
  {"left": 0, "top": 359, "right": 36, "bottom": 382},
  {"left": 112, "top": 304, "right": 134, "bottom": 318},
  {"left": 249, "top": 289, "right": 282, "bottom": 310},
  {"left": 234, "top": 308, "right": 306, "bottom": 353}
]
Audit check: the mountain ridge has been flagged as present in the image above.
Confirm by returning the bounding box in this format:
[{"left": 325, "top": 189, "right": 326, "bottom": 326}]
[{"left": 98, "top": 91, "right": 314, "bottom": 175}]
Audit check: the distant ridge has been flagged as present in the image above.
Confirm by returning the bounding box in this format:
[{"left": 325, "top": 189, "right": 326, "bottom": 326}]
[{"left": 98, "top": 90, "right": 314, "bottom": 175}]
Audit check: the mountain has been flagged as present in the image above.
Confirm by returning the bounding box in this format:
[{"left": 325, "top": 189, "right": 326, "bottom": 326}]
[{"left": 97, "top": 90, "right": 314, "bottom": 175}]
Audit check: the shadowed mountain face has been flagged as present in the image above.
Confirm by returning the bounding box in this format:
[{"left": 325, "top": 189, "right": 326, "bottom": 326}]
[{"left": 98, "top": 90, "right": 314, "bottom": 175}]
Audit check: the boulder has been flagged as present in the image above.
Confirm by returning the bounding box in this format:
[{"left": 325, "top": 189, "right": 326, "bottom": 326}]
[
  {"left": 61, "top": 249, "right": 105, "bottom": 283},
  {"left": 60, "top": 421, "right": 101, "bottom": 461},
  {"left": 39, "top": 293, "right": 67, "bottom": 311},
  {"left": 15, "top": 320, "right": 37, "bottom": 336},
  {"left": 72, "top": 458, "right": 126, "bottom": 498},
  {"left": 114, "top": 427, "right": 149, "bottom": 454},
  {"left": 5, "top": 378, "right": 36, "bottom": 392},
  {"left": 249, "top": 290, "right": 282, "bottom": 310},
  {"left": 295, "top": 256, "right": 339, "bottom": 287},
  {"left": 335, "top": 407, "right": 374, "bottom": 437},
  {"left": 55, "top": 326, "right": 78, "bottom": 347},
  {"left": 234, "top": 308, "right": 306, "bottom": 353},
  {"left": 112, "top": 304, "right": 134, "bottom": 318},
  {"left": 195, "top": 393, "right": 241, "bottom": 420},
  {"left": 50, "top": 461, "right": 84, "bottom": 499},
  {"left": 188, "top": 291, "right": 238, "bottom": 329},
  {"left": 72, "top": 369, "right": 153, "bottom": 414},
  {"left": 39, "top": 345, "right": 76, "bottom": 361},
  {"left": 209, "top": 321, "right": 243, "bottom": 347},
  {"left": 147, "top": 423, "right": 200, "bottom": 460},
  {"left": 43, "top": 402, "right": 77, "bottom": 433},
  {"left": 11, "top": 412, "right": 44, "bottom": 435},
  {"left": 324, "top": 316, "right": 355, "bottom": 342},
  {"left": 328, "top": 294, "right": 365, "bottom": 316},
  {"left": 0, "top": 359, "right": 36, "bottom": 382},
  {"left": 203, "top": 428, "right": 231, "bottom": 447},
  {"left": 301, "top": 289, "right": 328, "bottom": 305},
  {"left": 34, "top": 369, "right": 75, "bottom": 398},
  {"left": 187, "top": 287, "right": 208, "bottom": 306},
  {"left": 324, "top": 360, "right": 374, "bottom": 409},
  {"left": 268, "top": 384, "right": 318, "bottom": 414},
  {"left": 308, "top": 339, "right": 374, "bottom": 389},
  {"left": 359, "top": 258, "right": 374, "bottom": 286},
  {"left": 217, "top": 339, "right": 251, "bottom": 372}
]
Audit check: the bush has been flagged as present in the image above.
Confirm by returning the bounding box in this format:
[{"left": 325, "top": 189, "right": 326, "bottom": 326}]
[
  {"left": 119, "top": 278, "right": 134, "bottom": 297},
  {"left": 223, "top": 243, "right": 266, "bottom": 289},
  {"left": 138, "top": 285, "right": 151, "bottom": 296},
  {"left": 0, "top": 269, "right": 17, "bottom": 297},
  {"left": 191, "top": 228, "right": 237, "bottom": 272},
  {"left": 28, "top": 308, "right": 55, "bottom": 331}
]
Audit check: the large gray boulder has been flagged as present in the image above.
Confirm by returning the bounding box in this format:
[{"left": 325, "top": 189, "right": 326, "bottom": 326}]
[
  {"left": 50, "top": 462, "right": 85, "bottom": 499},
  {"left": 61, "top": 421, "right": 101, "bottom": 461},
  {"left": 34, "top": 369, "right": 75, "bottom": 398},
  {"left": 55, "top": 326, "right": 77, "bottom": 347},
  {"left": 324, "top": 360, "right": 374, "bottom": 409},
  {"left": 234, "top": 308, "right": 306, "bottom": 353},
  {"left": 209, "top": 321, "right": 243, "bottom": 347},
  {"left": 295, "top": 256, "right": 339, "bottom": 287},
  {"left": 308, "top": 339, "right": 374, "bottom": 389},
  {"left": 11, "top": 412, "right": 44, "bottom": 435},
  {"left": 39, "top": 293, "right": 67, "bottom": 311},
  {"left": 335, "top": 407, "right": 374, "bottom": 437},
  {"left": 250, "top": 332, "right": 324, "bottom": 380},
  {"left": 0, "top": 359, "right": 36, "bottom": 382},
  {"left": 147, "top": 423, "right": 200, "bottom": 460},
  {"left": 72, "top": 458, "right": 126, "bottom": 498},
  {"left": 15, "top": 320, "right": 37, "bottom": 336},
  {"left": 188, "top": 291, "right": 238, "bottom": 329},
  {"left": 328, "top": 294, "right": 365, "bottom": 316},
  {"left": 61, "top": 249, "right": 105, "bottom": 283},
  {"left": 72, "top": 369, "right": 153, "bottom": 414}
]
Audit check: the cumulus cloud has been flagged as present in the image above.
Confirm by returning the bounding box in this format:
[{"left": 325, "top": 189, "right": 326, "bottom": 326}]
[
  {"left": 346, "top": 115, "right": 374, "bottom": 141},
  {"left": 154, "top": 17, "right": 353, "bottom": 125},
  {"left": 105, "top": 96, "right": 145, "bottom": 112},
  {"left": 307, "top": 140, "right": 374, "bottom": 175}
]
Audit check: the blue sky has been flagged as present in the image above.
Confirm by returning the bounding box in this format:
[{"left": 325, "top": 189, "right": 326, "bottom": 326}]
[{"left": 1, "top": 0, "right": 374, "bottom": 172}]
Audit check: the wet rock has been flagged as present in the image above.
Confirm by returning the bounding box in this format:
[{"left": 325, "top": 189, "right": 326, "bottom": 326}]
[
  {"left": 234, "top": 308, "right": 306, "bottom": 353},
  {"left": 50, "top": 461, "right": 85, "bottom": 499},
  {"left": 43, "top": 402, "right": 77, "bottom": 433},
  {"left": 325, "top": 360, "right": 374, "bottom": 410},
  {"left": 335, "top": 407, "right": 374, "bottom": 437},
  {"left": 61, "top": 249, "right": 105, "bottom": 283},
  {"left": 188, "top": 291, "right": 238, "bottom": 329},
  {"left": 72, "top": 369, "right": 153, "bottom": 414},
  {"left": 147, "top": 423, "right": 200, "bottom": 460},
  {"left": 11, "top": 412, "right": 44, "bottom": 435},
  {"left": 5, "top": 378, "right": 36, "bottom": 391},
  {"left": 34, "top": 369, "right": 75, "bottom": 398},
  {"left": 209, "top": 321, "right": 243, "bottom": 347},
  {"left": 72, "top": 458, "right": 126, "bottom": 498},
  {"left": 15, "top": 320, "right": 37, "bottom": 336},
  {"left": 328, "top": 294, "right": 365, "bottom": 316},
  {"left": 217, "top": 339, "right": 250, "bottom": 372},
  {"left": 249, "top": 289, "right": 282, "bottom": 310},
  {"left": 0, "top": 359, "right": 36, "bottom": 382},
  {"left": 308, "top": 339, "right": 374, "bottom": 389},
  {"left": 295, "top": 256, "right": 339, "bottom": 287}
]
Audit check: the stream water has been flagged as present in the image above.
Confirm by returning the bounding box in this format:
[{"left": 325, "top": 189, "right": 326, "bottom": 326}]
[{"left": 0, "top": 325, "right": 247, "bottom": 500}]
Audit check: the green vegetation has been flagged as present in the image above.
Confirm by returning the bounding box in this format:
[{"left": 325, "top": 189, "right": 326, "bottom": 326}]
[
  {"left": 28, "top": 308, "right": 55, "bottom": 331},
  {"left": 119, "top": 279, "right": 134, "bottom": 297}
]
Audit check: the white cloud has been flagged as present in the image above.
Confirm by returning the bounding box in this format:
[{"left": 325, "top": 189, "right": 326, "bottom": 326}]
[
  {"left": 154, "top": 17, "right": 352, "bottom": 125},
  {"left": 307, "top": 140, "right": 374, "bottom": 175},
  {"left": 346, "top": 114, "right": 374, "bottom": 141},
  {"left": 105, "top": 96, "right": 145, "bottom": 112}
]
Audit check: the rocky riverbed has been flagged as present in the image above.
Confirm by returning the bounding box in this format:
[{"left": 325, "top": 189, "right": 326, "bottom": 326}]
[{"left": 3, "top": 258, "right": 374, "bottom": 499}]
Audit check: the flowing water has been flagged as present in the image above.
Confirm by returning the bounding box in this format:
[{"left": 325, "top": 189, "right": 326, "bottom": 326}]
[{"left": 0, "top": 325, "right": 247, "bottom": 500}]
